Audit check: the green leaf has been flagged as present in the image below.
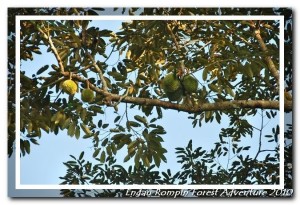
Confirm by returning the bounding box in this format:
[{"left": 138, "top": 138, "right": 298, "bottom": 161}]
[
  {"left": 100, "top": 151, "right": 106, "bottom": 163},
  {"left": 98, "top": 120, "right": 103, "bottom": 128},
  {"left": 111, "top": 143, "right": 117, "bottom": 155},
  {"left": 156, "top": 106, "right": 162, "bottom": 119},
  {"left": 62, "top": 118, "right": 71, "bottom": 129},
  {"left": 29, "top": 138, "right": 39, "bottom": 145},
  {"left": 205, "top": 111, "right": 212, "bottom": 121},
  {"left": 162, "top": 172, "right": 169, "bottom": 179},
  {"left": 216, "top": 112, "right": 221, "bottom": 124},
  {"left": 106, "top": 145, "right": 112, "bottom": 156},
  {"left": 36, "top": 65, "right": 49, "bottom": 75},
  {"left": 153, "top": 154, "right": 161, "bottom": 167},
  {"left": 151, "top": 128, "right": 166, "bottom": 135},
  {"left": 208, "top": 84, "right": 219, "bottom": 93},
  {"left": 20, "top": 140, "right": 25, "bottom": 156},
  {"left": 79, "top": 151, "right": 84, "bottom": 160},
  {"left": 101, "top": 138, "right": 109, "bottom": 146},
  {"left": 127, "top": 140, "right": 138, "bottom": 150},
  {"left": 134, "top": 147, "right": 143, "bottom": 168},
  {"left": 187, "top": 140, "right": 192, "bottom": 150},
  {"left": 225, "top": 87, "right": 235, "bottom": 97},
  {"left": 142, "top": 155, "right": 150, "bottom": 167},
  {"left": 80, "top": 108, "right": 87, "bottom": 121},
  {"left": 52, "top": 38, "right": 65, "bottom": 47},
  {"left": 107, "top": 71, "right": 127, "bottom": 81},
  {"left": 124, "top": 154, "right": 131, "bottom": 163},
  {"left": 23, "top": 140, "right": 30, "bottom": 154},
  {"left": 102, "top": 123, "right": 109, "bottom": 129},
  {"left": 112, "top": 133, "right": 125, "bottom": 141},
  {"left": 114, "top": 115, "right": 121, "bottom": 123},
  {"left": 93, "top": 148, "right": 100, "bottom": 158},
  {"left": 243, "top": 146, "right": 250, "bottom": 150},
  {"left": 128, "top": 121, "right": 141, "bottom": 127},
  {"left": 89, "top": 105, "right": 104, "bottom": 114},
  {"left": 99, "top": 29, "right": 112, "bottom": 37},
  {"left": 150, "top": 118, "right": 157, "bottom": 123},
  {"left": 232, "top": 161, "right": 240, "bottom": 166},
  {"left": 245, "top": 64, "right": 253, "bottom": 78}
]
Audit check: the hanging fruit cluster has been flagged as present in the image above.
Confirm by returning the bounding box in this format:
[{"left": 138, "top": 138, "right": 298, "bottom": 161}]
[{"left": 161, "top": 72, "right": 198, "bottom": 102}]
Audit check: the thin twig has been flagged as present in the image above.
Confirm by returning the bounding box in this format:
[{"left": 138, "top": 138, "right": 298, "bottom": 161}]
[
  {"left": 226, "top": 137, "right": 231, "bottom": 171},
  {"left": 241, "top": 109, "right": 267, "bottom": 184},
  {"left": 103, "top": 44, "right": 116, "bottom": 64},
  {"left": 259, "top": 149, "right": 277, "bottom": 153},
  {"left": 87, "top": 53, "right": 108, "bottom": 92},
  {"left": 256, "top": 109, "right": 264, "bottom": 159},
  {"left": 114, "top": 88, "right": 129, "bottom": 108}
]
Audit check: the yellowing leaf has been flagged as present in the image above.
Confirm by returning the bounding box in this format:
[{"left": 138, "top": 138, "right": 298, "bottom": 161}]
[
  {"left": 134, "top": 115, "right": 148, "bottom": 126},
  {"left": 80, "top": 123, "right": 92, "bottom": 135},
  {"left": 126, "top": 50, "right": 131, "bottom": 59},
  {"left": 208, "top": 84, "right": 219, "bottom": 93}
]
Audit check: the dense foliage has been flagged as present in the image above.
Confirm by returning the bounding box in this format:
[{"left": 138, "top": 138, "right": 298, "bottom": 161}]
[{"left": 7, "top": 7, "right": 293, "bottom": 197}]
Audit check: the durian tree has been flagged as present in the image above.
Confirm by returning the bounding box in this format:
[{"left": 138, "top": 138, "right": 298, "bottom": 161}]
[{"left": 8, "top": 7, "right": 293, "bottom": 197}]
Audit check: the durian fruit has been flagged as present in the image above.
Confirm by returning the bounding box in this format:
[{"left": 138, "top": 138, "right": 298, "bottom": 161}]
[
  {"left": 61, "top": 79, "right": 77, "bottom": 95},
  {"left": 81, "top": 88, "right": 94, "bottom": 102},
  {"left": 182, "top": 75, "right": 198, "bottom": 93},
  {"left": 162, "top": 73, "right": 181, "bottom": 92},
  {"left": 166, "top": 87, "right": 183, "bottom": 102}
]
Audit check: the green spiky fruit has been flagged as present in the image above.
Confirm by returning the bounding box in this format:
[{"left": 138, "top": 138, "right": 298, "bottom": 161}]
[
  {"left": 166, "top": 87, "right": 183, "bottom": 102},
  {"left": 81, "top": 89, "right": 95, "bottom": 102},
  {"left": 61, "top": 79, "right": 77, "bottom": 95},
  {"left": 162, "top": 73, "right": 181, "bottom": 92},
  {"left": 182, "top": 75, "right": 198, "bottom": 93}
]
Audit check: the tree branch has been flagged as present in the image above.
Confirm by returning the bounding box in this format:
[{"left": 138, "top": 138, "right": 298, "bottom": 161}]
[
  {"left": 165, "top": 21, "right": 180, "bottom": 51},
  {"left": 37, "top": 27, "right": 65, "bottom": 73},
  {"left": 253, "top": 28, "right": 279, "bottom": 90},
  {"left": 62, "top": 72, "right": 292, "bottom": 112},
  {"left": 86, "top": 53, "right": 108, "bottom": 92}
]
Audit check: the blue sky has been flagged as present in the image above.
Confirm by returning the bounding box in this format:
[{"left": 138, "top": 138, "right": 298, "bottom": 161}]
[{"left": 18, "top": 20, "right": 279, "bottom": 186}]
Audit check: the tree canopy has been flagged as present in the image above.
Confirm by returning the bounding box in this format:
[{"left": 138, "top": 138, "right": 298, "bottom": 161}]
[{"left": 8, "top": 7, "right": 293, "bottom": 197}]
